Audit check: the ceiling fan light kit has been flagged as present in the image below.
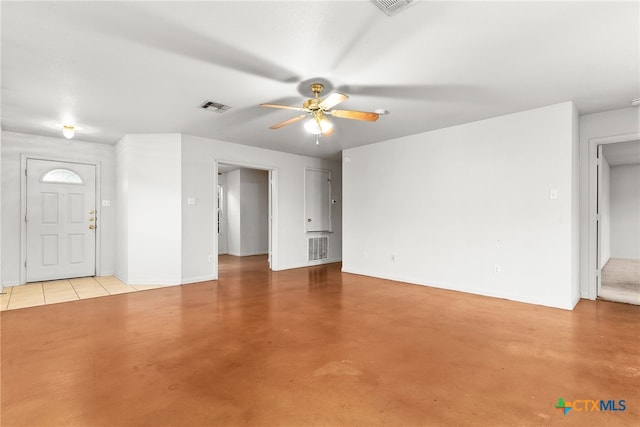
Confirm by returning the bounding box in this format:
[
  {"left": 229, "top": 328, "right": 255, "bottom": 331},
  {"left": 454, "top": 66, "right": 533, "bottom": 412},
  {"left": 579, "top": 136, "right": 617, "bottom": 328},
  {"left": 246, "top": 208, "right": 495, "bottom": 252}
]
[{"left": 260, "top": 82, "right": 380, "bottom": 144}]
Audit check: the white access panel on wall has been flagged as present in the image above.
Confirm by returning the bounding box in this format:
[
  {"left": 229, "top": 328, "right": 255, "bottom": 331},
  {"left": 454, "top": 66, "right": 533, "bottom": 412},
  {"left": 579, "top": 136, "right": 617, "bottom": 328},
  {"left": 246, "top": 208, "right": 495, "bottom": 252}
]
[{"left": 305, "top": 168, "right": 331, "bottom": 232}]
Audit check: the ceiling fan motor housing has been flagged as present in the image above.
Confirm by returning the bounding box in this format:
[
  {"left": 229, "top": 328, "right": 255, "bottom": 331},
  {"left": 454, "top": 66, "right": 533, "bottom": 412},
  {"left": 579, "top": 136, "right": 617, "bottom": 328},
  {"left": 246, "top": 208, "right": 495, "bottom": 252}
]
[{"left": 305, "top": 84, "right": 325, "bottom": 111}]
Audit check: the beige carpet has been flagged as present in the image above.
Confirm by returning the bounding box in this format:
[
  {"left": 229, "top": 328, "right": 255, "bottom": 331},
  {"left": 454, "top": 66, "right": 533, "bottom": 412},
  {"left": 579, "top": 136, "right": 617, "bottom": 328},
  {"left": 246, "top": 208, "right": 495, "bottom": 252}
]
[{"left": 600, "top": 258, "right": 640, "bottom": 305}]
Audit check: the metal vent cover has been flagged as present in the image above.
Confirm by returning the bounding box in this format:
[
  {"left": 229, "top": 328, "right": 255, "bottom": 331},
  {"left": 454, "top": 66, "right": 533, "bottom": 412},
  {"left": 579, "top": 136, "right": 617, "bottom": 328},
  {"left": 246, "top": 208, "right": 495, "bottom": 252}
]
[
  {"left": 200, "top": 100, "right": 231, "bottom": 113},
  {"left": 371, "top": 0, "right": 415, "bottom": 16},
  {"left": 308, "top": 236, "right": 328, "bottom": 261}
]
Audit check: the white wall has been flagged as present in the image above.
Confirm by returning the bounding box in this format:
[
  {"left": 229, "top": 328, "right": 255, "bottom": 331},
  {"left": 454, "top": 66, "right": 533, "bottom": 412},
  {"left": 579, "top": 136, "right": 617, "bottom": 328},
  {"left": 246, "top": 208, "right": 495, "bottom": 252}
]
[
  {"left": 343, "top": 102, "right": 579, "bottom": 310},
  {"left": 610, "top": 164, "right": 640, "bottom": 259},
  {"left": 217, "top": 173, "right": 228, "bottom": 255},
  {"left": 599, "top": 157, "right": 611, "bottom": 268},
  {"left": 181, "top": 138, "right": 216, "bottom": 284},
  {"left": 116, "top": 134, "right": 182, "bottom": 285},
  {"left": 1, "top": 131, "right": 116, "bottom": 285},
  {"left": 226, "top": 169, "right": 242, "bottom": 256},
  {"left": 180, "top": 134, "right": 341, "bottom": 281},
  {"left": 579, "top": 107, "right": 640, "bottom": 298},
  {"left": 232, "top": 168, "right": 269, "bottom": 256},
  {"left": 115, "top": 139, "right": 129, "bottom": 283},
  {"left": 0, "top": 128, "right": 3, "bottom": 291}
]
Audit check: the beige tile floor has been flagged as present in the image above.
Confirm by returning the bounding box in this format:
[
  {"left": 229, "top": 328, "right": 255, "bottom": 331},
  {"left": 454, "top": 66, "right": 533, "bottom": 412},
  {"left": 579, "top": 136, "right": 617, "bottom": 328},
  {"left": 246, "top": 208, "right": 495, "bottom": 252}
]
[{"left": 1, "top": 276, "right": 168, "bottom": 311}]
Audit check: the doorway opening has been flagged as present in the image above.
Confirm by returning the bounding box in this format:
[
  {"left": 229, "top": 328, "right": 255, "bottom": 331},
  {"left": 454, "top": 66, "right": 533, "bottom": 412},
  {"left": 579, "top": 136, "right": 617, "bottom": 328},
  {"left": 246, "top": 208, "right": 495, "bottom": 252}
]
[
  {"left": 596, "top": 139, "right": 640, "bottom": 304},
  {"left": 216, "top": 162, "right": 275, "bottom": 275}
]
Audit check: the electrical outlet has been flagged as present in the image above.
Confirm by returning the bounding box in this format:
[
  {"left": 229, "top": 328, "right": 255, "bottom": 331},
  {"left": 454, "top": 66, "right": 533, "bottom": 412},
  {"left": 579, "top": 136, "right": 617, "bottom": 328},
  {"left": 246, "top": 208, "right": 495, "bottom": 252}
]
[
  {"left": 494, "top": 265, "right": 501, "bottom": 274},
  {"left": 208, "top": 255, "right": 214, "bottom": 263},
  {"left": 391, "top": 254, "right": 396, "bottom": 262}
]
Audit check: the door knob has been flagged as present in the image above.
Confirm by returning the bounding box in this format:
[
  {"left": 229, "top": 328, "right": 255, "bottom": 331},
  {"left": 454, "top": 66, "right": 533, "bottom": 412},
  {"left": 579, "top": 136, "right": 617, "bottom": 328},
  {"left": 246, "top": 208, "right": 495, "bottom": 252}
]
[
  {"left": 89, "top": 224, "right": 95, "bottom": 230},
  {"left": 89, "top": 210, "right": 94, "bottom": 214},
  {"left": 307, "top": 218, "right": 312, "bottom": 222}
]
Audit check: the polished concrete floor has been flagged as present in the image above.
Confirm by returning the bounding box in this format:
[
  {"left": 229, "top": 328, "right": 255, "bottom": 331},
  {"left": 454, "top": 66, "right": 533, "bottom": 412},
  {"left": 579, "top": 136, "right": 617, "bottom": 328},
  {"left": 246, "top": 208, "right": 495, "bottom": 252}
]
[{"left": 1, "top": 255, "right": 639, "bottom": 426}]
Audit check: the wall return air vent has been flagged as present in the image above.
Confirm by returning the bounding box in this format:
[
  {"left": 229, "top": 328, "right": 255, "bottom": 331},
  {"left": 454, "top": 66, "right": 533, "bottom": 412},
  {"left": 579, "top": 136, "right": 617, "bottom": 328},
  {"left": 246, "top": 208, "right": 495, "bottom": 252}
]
[
  {"left": 371, "top": 0, "right": 415, "bottom": 16},
  {"left": 308, "top": 237, "right": 328, "bottom": 262}
]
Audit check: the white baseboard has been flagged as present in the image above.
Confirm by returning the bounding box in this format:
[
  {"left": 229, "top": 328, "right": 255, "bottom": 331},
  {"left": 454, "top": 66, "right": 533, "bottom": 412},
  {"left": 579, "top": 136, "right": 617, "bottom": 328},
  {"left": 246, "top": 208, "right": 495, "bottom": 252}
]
[
  {"left": 182, "top": 275, "right": 217, "bottom": 285},
  {"left": 274, "top": 257, "right": 342, "bottom": 271},
  {"left": 1, "top": 281, "right": 21, "bottom": 287},
  {"left": 123, "top": 278, "right": 181, "bottom": 286},
  {"left": 96, "top": 271, "right": 115, "bottom": 277},
  {"left": 340, "top": 266, "right": 574, "bottom": 311},
  {"left": 227, "top": 251, "right": 269, "bottom": 257}
]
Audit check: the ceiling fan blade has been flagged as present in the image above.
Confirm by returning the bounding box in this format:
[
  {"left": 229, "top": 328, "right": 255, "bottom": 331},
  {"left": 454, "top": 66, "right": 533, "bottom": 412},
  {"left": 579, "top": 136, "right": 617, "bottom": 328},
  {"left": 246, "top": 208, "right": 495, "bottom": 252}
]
[
  {"left": 269, "top": 114, "right": 307, "bottom": 130},
  {"left": 330, "top": 110, "right": 379, "bottom": 121},
  {"left": 260, "top": 103, "right": 306, "bottom": 112},
  {"left": 318, "top": 92, "right": 348, "bottom": 110}
]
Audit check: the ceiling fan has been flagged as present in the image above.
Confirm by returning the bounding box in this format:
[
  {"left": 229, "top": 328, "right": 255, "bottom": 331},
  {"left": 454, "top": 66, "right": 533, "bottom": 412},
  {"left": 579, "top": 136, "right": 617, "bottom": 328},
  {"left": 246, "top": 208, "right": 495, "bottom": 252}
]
[{"left": 260, "top": 83, "right": 380, "bottom": 138}]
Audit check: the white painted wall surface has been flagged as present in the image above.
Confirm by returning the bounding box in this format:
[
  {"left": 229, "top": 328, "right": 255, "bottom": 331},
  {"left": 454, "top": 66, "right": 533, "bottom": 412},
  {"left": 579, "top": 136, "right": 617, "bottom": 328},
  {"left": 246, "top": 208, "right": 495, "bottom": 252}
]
[
  {"left": 0, "top": 129, "right": 3, "bottom": 291},
  {"left": 239, "top": 169, "right": 269, "bottom": 256},
  {"left": 1, "top": 131, "right": 116, "bottom": 285},
  {"left": 570, "top": 105, "right": 580, "bottom": 306},
  {"left": 180, "top": 134, "right": 341, "bottom": 280},
  {"left": 610, "top": 164, "right": 640, "bottom": 259},
  {"left": 579, "top": 107, "right": 640, "bottom": 298},
  {"left": 226, "top": 169, "right": 242, "bottom": 257},
  {"left": 116, "top": 134, "right": 182, "bottom": 285},
  {"left": 115, "top": 138, "right": 130, "bottom": 283},
  {"left": 217, "top": 173, "right": 228, "bottom": 255},
  {"left": 343, "top": 102, "right": 578, "bottom": 310},
  {"left": 599, "top": 157, "right": 611, "bottom": 268},
  {"left": 181, "top": 139, "right": 216, "bottom": 284}
]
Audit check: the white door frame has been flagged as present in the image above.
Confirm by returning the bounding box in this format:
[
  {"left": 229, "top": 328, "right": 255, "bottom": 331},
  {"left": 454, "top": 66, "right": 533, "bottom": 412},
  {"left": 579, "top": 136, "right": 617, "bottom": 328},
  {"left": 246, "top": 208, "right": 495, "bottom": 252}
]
[
  {"left": 214, "top": 159, "right": 279, "bottom": 276},
  {"left": 20, "top": 155, "right": 102, "bottom": 285},
  {"left": 586, "top": 132, "right": 640, "bottom": 299}
]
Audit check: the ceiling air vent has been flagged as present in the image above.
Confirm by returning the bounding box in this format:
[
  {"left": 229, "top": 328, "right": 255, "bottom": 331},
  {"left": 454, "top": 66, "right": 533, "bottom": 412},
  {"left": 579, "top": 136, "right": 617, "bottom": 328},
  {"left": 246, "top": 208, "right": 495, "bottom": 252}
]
[
  {"left": 371, "top": 0, "right": 415, "bottom": 16},
  {"left": 200, "top": 100, "right": 231, "bottom": 113}
]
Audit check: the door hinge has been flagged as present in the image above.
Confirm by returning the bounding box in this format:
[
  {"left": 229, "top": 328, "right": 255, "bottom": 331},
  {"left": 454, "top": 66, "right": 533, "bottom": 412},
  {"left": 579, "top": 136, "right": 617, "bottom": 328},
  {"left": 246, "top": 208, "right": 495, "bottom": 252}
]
[{"left": 25, "top": 169, "right": 27, "bottom": 176}]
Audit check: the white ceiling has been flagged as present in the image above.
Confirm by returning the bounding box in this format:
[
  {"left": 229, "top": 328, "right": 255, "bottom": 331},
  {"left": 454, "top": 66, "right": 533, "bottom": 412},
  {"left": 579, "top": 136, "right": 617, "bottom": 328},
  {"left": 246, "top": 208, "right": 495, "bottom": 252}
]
[
  {"left": 602, "top": 140, "right": 640, "bottom": 166},
  {"left": 2, "top": 1, "right": 639, "bottom": 160}
]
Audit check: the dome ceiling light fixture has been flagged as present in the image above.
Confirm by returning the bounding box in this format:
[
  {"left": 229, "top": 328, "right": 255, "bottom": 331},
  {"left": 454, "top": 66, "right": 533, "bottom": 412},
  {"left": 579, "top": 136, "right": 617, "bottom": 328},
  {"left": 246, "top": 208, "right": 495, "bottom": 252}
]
[{"left": 55, "top": 123, "right": 84, "bottom": 139}]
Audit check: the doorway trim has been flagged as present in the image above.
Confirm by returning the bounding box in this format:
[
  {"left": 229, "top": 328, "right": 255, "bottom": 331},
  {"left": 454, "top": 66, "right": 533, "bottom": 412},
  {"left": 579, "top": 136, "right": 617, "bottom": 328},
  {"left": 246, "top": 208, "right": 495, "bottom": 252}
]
[
  {"left": 587, "top": 132, "right": 640, "bottom": 299},
  {"left": 214, "top": 159, "right": 279, "bottom": 276},
  {"left": 19, "top": 155, "right": 102, "bottom": 285}
]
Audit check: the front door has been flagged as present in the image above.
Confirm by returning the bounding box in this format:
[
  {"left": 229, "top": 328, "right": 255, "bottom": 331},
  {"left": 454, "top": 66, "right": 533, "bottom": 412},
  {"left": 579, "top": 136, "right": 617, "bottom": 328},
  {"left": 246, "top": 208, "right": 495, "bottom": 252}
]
[{"left": 26, "top": 159, "right": 96, "bottom": 282}]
